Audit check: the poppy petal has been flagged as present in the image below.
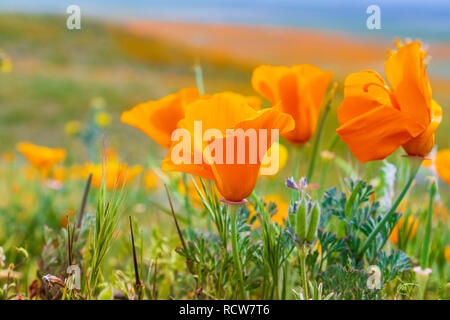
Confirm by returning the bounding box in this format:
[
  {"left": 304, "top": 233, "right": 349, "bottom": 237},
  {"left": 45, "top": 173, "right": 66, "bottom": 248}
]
[
  {"left": 251, "top": 65, "right": 290, "bottom": 105},
  {"left": 121, "top": 88, "right": 199, "bottom": 148},
  {"left": 385, "top": 42, "right": 431, "bottom": 127},
  {"left": 337, "top": 70, "right": 393, "bottom": 125},
  {"left": 337, "top": 104, "right": 425, "bottom": 162},
  {"left": 403, "top": 99, "right": 443, "bottom": 157}
]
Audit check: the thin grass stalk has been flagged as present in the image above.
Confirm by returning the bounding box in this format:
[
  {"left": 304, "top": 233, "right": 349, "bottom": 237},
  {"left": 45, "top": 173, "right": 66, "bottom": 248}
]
[
  {"left": 306, "top": 82, "right": 337, "bottom": 183},
  {"left": 164, "top": 184, "right": 194, "bottom": 274},
  {"left": 77, "top": 173, "right": 92, "bottom": 229},
  {"left": 317, "top": 133, "right": 340, "bottom": 197},
  {"left": 129, "top": 216, "right": 143, "bottom": 299},
  {"left": 358, "top": 157, "right": 422, "bottom": 257}
]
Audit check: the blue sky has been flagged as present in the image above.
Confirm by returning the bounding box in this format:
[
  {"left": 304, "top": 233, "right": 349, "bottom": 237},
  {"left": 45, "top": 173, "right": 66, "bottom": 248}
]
[{"left": 1, "top": 0, "right": 449, "bottom": 41}]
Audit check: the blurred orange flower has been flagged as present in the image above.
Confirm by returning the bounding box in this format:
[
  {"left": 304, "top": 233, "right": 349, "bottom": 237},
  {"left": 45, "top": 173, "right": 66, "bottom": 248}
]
[
  {"left": 143, "top": 169, "right": 160, "bottom": 191},
  {"left": 52, "top": 165, "right": 66, "bottom": 182},
  {"left": 16, "top": 142, "right": 66, "bottom": 170},
  {"left": 445, "top": 246, "right": 450, "bottom": 264},
  {"left": 83, "top": 162, "right": 142, "bottom": 190},
  {"left": 162, "top": 92, "right": 294, "bottom": 202},
  {"left": 389, "top": 216, "right": 419, "bottom": 245},
  {"left": 252, "top": 64, "right": 332, "bottom": 144},
  {"left": 337, "top": 41, "right": 442, "bottom": 162},
  {"left": 435, "top": 149, "right": 450, "bottom": 185},
  {"left": 2, "top": 152, "right": 14, "bottom": 163},
  {"left": 248, "top": 194, "right": 289, "bottom": 228},
  {"left": 121, "top": 88, "right": 200, "bottom": 148}
]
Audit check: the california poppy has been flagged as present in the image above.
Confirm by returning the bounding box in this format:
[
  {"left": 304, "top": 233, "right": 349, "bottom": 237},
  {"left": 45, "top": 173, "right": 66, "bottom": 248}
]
[
  {"left": 337, "top": 41, "right": 442, "bottom": 162},
  {"left": 162, "top": 92, "right": 294, "bottom": 202},
  {"left": 252, "top": 64, "right": 333, "bottom": 144},
  {"left": 435, "top": 149, "right": 450, "bottom": 185},
  {"left": 121, "top": 88, "right": 200, "bottom": 148},
  {"left": 17, "top": 142, "right": 66, "bottom": 170}
]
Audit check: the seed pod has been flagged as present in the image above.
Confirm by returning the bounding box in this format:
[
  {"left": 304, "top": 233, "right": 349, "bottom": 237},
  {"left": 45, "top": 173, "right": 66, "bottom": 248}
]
[
  {"left": 288, "top": 203, "right": 297, "bottom": 229},
  {"left": 296, "top": 199, "right": 307, "bottom": 241},
  {"left": 306, "top": 202, "right": 320, "bottom": 243}
]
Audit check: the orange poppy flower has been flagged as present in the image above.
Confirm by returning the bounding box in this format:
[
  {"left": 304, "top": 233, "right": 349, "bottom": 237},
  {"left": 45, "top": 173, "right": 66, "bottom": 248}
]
[
  {"left": 251, "top": 64, "right": 333, "bottom": 144},
  {"left": 82, "top": 162, "right": 142, "bottom": 190},
  {"left": 162, "top": 92, "right": 294, "bottom": 202},
  {"left": 16, "top": 142, "right": 66, "bottom": 170},
  {"left": 389, "top": 216, "right": 419, "bottom": 245},
  {"left": 435, "top": 149, "right": 450, "bottom": 185},
  {"left": 336, "top": 41, "right": 442, "bottom": 162},
  {"left": 121, "top": 88, "right": 200, "bottom": 148}
]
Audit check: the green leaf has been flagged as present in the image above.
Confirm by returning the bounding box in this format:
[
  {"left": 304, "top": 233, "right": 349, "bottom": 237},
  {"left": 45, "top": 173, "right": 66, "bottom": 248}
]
[{"left": 97, "top": 285, "right": 113, "bottom": 300}]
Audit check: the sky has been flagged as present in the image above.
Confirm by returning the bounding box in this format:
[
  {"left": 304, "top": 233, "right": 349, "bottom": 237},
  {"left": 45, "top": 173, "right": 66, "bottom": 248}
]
[{"left": 1, "top": 0, "right": 449, "bottom": 41}]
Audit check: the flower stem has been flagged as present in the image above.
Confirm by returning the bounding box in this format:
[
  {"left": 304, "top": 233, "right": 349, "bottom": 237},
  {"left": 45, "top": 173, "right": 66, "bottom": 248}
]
[
  {"left": 229, "top": 204, "right": 247, "bottom": 299},
  {"left": 420, "top": 180, "right": 437, "bottom": 269},
  {"left": 306, "top": 83, "right": 336, "bottom": 182},
  {"left": 358, "top": 156, "right": 422, "bottom": 258},
  {"left": 298, "top": 245, "right": 308, "bottom": 299},
  {"left": 195, "top": 64, "right": 205, "bottom": 95},
  {"left": 317, "top": 133, "right": 340, "bottom": 197}
]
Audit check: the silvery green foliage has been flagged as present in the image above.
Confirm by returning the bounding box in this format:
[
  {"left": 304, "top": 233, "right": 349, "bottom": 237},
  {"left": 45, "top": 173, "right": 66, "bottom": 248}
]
[
  {"left": 292, "top": 281, "right": 334, "bottom": 300},
  {"left": 379, "top": 160, "right": 397, "bottom": 210}
]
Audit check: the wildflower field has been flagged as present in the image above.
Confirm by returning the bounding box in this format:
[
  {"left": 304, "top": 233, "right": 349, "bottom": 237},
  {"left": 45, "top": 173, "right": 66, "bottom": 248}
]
[{"left": 0, "top": 10, "right": 449, "bottom": 303}]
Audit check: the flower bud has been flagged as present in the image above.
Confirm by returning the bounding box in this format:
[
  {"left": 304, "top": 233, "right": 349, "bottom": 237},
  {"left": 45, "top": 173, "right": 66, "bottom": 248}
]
[
  {"left": 306, "top": 202, "right": 320, "bottom": 243},
  {"left": 296, "top": 199, "right": 307, "bottom": 241}
]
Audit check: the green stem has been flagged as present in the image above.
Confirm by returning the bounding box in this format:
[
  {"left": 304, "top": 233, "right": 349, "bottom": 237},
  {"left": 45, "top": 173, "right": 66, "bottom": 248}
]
[
  {"left": 298, "top": 246, "right": 308, "bottom": 299},
  {"left": 317, "top": 133, "right": 340, "bottom": 198},
  {"left": 293, "top": 145, "right": 301, "bottom": 180},
  {"left": 358, "top": 157, "right": 422, "bottom": 258},
  {"left": 229, "top": 204, "right": 247, "bottom": 299},
  {"left": 306, "top": 100, "right": 332, "bottom": 183},
  {"left": 195, "top": 64, "right": 205, "bottom": 95},
  {"left": 420, "top": 181, "right": 437, "bottom": 269}
]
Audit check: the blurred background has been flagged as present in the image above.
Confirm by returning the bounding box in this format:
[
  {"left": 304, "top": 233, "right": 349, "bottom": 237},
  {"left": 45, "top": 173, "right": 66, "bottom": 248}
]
[{"left": 0, "top": 0, "right": 449, "bottom": 159}]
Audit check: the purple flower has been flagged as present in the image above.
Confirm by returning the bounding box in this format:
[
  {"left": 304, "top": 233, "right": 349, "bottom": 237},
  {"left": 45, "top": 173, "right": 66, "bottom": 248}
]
[{"left": 285, "top": 177, "right": 299, "bottom": 190}]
